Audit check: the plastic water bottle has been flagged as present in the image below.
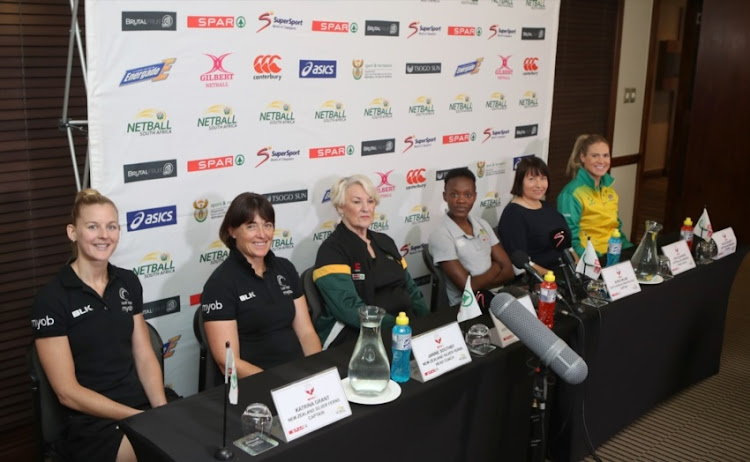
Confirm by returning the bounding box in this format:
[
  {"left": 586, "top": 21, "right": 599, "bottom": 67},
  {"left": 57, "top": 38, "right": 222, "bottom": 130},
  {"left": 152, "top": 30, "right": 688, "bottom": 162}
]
[
  {"left": 606, "top": 229, "right": 622, "bottom": 266},
  {"left": 390, "top": 312, "right": 412, "bottom": 383},
  {"left": 680, "top": 217, "right": 694, "bottom": 251},
  {"left": 537, "top": 272, "right": 557, "bottom": 329}
]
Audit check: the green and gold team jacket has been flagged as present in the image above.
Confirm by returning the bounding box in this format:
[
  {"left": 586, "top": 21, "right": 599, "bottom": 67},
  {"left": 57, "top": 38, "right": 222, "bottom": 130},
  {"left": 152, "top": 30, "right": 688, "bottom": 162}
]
[{"left": 557, "top": 168, "right": 632, "bottom": 256}]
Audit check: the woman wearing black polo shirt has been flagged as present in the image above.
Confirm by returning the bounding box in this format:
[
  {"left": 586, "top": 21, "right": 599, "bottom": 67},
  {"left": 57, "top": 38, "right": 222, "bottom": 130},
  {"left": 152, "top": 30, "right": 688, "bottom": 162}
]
[
  {"left": 201, "top": 193, "right": 321, "bottom": 378},
  {"left": 31, "top": 189, "right": 167, "bottom": 462}
]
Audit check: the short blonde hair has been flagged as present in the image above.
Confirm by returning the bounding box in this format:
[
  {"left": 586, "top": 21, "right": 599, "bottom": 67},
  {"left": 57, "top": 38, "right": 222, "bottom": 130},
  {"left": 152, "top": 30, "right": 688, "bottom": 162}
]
[
  {"left": 566, "top": 134, "right": 610, "bottom": 178},
  {"left": 330, "top": 174, "right": 380, "bottom": 209}
]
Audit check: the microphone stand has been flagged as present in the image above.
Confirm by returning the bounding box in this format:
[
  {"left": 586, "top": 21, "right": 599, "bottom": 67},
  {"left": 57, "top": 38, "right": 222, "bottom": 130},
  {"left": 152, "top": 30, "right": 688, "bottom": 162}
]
[{"left": 529, "top": 363, "right": 551, "bottom": 462}]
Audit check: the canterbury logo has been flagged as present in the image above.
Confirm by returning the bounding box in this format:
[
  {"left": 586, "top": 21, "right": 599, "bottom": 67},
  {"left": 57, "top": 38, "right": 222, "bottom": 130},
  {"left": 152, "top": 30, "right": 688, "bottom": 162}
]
[
  {"left": 406, "top": 169, "right": 426, "bottom": 184},
  {"left": 254, "top": 55, "right": 282, "bottom": 74},
  {"left": 523, "top": 57, "right": 539, "bottom": 71}
]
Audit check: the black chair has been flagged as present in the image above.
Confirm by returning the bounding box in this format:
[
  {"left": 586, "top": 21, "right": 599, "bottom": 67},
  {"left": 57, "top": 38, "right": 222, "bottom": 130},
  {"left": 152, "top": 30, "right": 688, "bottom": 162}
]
[
  {"left": 28, "top": 344, "right": 67, "bottom": 462},
  {"left": 146, "top": 321, "right": 164, "bottom": 380},
  {"left": 301, "top": 266, "right": 325, "bottom": 322},
  {"left": 193, "top": 307, "right": 223, "bottom": 392},
  {"left": 422, "top": 243, "right": 451, "bottom": 312}
]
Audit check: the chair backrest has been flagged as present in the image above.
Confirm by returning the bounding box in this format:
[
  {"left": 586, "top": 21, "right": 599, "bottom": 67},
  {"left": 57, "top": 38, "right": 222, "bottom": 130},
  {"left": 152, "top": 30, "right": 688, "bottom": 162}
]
[
  {"left": 422, "top": 243, "right": 451, "bottom": 312},
  {"left": 194, "top": 306, "right": 223, "bottom": 391},
  {"left": 301, "top": 267, "right": 325, "bottom": 322},
  {"left": 27, "top": 343, "right": 66, "bottom": 460},
  {"left": 145, "top": 321, "right": 165, "bottom": 379}
]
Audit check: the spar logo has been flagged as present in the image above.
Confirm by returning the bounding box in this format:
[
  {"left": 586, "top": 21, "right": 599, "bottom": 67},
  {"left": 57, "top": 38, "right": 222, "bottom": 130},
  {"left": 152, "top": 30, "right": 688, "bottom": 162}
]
[
  {"left": 405, "top": 169, "right": 427, "bottom": 190},
  {"left": 187, "top": 155, "right": 244, "bottom": 172},
  {"left": 313, "top": 221, "right": 336, "bottom": 241},
  {"left": 253, "top": 55, "right": 282, "bottom": 81},
  {"left": 442, "top": 132, "right": 476, "bottom": 144},
  {"left": 363, "top": 98, "right": 393, "bottom": 119},
  {"left": 193, "top": 199, "right": 209, "bottom": 222},
  {"left": 369, "top": 213, "right": 390, "bottom": 232},
  {"left": 495, "top": 55, "right": 513, "bottom": 80},
  {"left": 480, "top": 192, "right": 502, "bottom": 208},
  {"left": 259, "top": 100, "right": 295, "bottom": 124},
  {"left": 404, "top": 205, "right": 430, "bottom": 224},
  {"left": 197, "top": 105, "right": 237, "bottom": 130},
  {"left": 523, "top": 57, "right": 539, "bottom": 75},
  {"left": 448, "top": 26, "right": 481, "bottom": 37},
  {"left": 126, "top": 205, "right": 176, "bottom": 232},
  {"left": 200, "top": 240, "right": 229, "bottom": 265},
  {"left": 526, "top": 0, "right": 546, "bottom": 10},
  {"left": 483, "top": 127, "right": 510, "bottom": 143},
  {"left": 299, "top": 60, "right": 337, "bottom": 78},
  {"left": 272, "top": 229, "right": 294, "bottom": 251},
  {"left": 400, "top": 242, "right": 425, "bottom": 257},
  {"left": 408, "top": 96, "right": 435, "bottom": 116},
  {"left": 374, "top": 170, "right": 396, "bottom": 198},
  {"left": 312, "top": 20, "right": 357, "bottom": 33},
  {"left": 133, "top": 251, "right": 176, "bottom": 278},
  {"left": 201, "top": 53, "right": 233, "bottom": 88},
  {"left": 255, "top": 146, "right": 301, "bottom": 167},
  {"left": 257, "top": 11, "right": 303, "bottom": 32},
  {"left": 449, "top": 94, "right": 473, "bottom": 114},
  {"left": 352, "top": 59, "right": 393, "bottom": 80},
  {"left": 309, "top": 144, "right": 353, "bottom": 158},
  {"left": 519, "top": 91, "right": 539, "bottom": 108},
  {"left": 403, "top": 135, "right": 436, "bottom": 153},
  {"left": 486, "top": 92, "right": 509, "bottom": 110},
  {"left": 493, "top": 0, "right": 514, "bottom": 6},
  {"left": 120, "top": 58, "right": 175, "bottom": 86},
  {"left": 488, "top": 25, "right": 516, "bottom": 39},
  {"left": 126, "top": 109, "right": 171, "bottom": 136},
  {"left": 455, "top": 58, "right": 483, "bottom": 76},
  {"left": 187, "top": 16, "right": 245, "bottom": 28},
  {"left": 407, "top": 21, "right": 441, "bottom": 38},
  {"left": 315, "top": 100, "right": 347, "bottom": 123}
]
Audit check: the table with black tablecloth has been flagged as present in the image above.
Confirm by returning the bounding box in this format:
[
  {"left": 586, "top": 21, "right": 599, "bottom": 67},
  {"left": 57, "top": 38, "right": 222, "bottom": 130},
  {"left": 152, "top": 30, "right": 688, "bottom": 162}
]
[
  {"left": 121, "top": 306, "right": 573, "bottom": 462},
  {"left": 549, "top": 247, "right": 748, "bottom": 461}
]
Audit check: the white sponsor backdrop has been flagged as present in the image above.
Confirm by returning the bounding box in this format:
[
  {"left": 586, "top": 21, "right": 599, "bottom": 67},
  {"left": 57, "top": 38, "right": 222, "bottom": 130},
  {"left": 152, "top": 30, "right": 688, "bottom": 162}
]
[{"left": 85, "top": 0, "right": 559, "bottom": 396}]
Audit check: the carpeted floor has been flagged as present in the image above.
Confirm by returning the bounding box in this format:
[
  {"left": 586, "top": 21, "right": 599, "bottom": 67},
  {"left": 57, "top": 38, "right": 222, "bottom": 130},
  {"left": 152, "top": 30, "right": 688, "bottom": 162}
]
[{"left": 581, "top": 252, "right": 750, "bottom": 461}]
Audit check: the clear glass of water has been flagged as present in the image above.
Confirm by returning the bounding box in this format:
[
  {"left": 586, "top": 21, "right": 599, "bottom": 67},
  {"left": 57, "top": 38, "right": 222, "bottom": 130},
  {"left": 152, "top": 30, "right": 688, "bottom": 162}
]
[
  {"left": 465, "top": 324, "right": 490, "bottom": 349},
  {"left": 241, "top": 403, "right": 273, "bottom": 438}
]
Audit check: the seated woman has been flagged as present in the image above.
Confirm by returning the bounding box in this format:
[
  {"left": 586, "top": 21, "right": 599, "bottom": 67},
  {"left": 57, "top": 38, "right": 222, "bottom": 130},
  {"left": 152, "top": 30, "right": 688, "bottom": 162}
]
[
  {"left": 201, "top": 192, "right": 321, "bottom": 378},
  {"left": 428, "top": 167, "right": 514, "bottom": 307},
  {"left": 32, "top": 189, "right": 167, "bottom": 462},
  {"left": 314, "top": 174, "right": 429, "bottom": 348},
  {"left": 498, "top": 157, "right": 575, "bottom": 276},
  {"left": 557, "top": 134, "right": 633, "bottom": 260}
]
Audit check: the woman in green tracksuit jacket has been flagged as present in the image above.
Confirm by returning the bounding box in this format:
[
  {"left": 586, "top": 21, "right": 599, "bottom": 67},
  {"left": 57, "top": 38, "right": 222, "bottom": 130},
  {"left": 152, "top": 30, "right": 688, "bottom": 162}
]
[{"left": 557, "top": 134, "right": 633, "bottom": 258}]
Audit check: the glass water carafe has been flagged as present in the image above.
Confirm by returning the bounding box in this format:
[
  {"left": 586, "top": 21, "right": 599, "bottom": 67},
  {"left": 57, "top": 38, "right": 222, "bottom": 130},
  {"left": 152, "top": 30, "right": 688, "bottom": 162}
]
[
  {"left": 348, "top": 305, "right": 390, "bottom": 396},
  {"left": 631, "top": 220, "right": 663, "bottom": 281}
]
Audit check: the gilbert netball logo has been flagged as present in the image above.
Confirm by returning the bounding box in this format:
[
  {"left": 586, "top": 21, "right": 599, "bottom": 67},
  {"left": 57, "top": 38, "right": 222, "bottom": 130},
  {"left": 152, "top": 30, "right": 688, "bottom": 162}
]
[
  {"left": 374, "top": 170, "right": 396, "bottom": 197},
  {"left": 201, "top": 53, "right": 233, "bottom": 87},
  {"left": 495, "top": 55, "right": 513, "bottom": 79}
]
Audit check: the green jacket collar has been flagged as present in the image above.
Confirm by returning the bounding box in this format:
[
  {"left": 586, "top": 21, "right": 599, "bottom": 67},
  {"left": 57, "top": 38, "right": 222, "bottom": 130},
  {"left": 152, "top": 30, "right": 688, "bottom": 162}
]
[{"left": 576, "top": 167, "right": 614, "bottom": 189}]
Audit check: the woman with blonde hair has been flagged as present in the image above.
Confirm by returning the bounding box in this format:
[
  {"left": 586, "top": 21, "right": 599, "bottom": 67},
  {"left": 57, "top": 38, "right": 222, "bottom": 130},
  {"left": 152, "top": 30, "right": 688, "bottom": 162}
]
[
  {"left": 31, "top": 189, "right": 167, "bottom": 462},
  {"left": 557, "top": 134, "right": 632, "bottom": 259}
]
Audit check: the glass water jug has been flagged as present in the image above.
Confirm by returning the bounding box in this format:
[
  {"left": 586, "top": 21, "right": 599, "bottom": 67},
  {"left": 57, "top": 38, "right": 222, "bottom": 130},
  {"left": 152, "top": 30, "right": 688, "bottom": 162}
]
[
  {"left": 348, "top": 305, "right": 390, "bottom": 396},
  {"left": 631, "top": 220, "right": 663, "bottom": 281}
]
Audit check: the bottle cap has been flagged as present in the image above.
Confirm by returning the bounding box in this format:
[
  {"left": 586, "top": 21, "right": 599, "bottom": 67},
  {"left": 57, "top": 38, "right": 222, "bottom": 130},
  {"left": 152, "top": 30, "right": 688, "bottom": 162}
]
[
  {"left": 683, "top": 217, "right": 693, "bottom": 226},
  {"left": 395, "top": 311, "right": 409, "bottom": 325},
  {"left": 544, "top": 271, "right": 555, "bottom": 282},
  {"left": 611, "top": 229, "right": 621, "bottom": 238}
]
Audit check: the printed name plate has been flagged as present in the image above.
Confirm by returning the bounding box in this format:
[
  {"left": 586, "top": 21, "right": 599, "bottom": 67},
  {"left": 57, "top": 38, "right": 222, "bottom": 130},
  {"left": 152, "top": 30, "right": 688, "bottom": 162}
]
[
  {"left": 712, "top": 227, "right": 737, "bottom": 260},
  {"left": 601, "top": 261, "right": 641, "bottom": 301},
  {"left": 661, "top": 239, "right": 696, "bottom": 275},
  {"left": 410, "top": 321, "right": 472, "bottom": 383},
  {"left": 270, "top": 367, "right": 351, "bottom": 442},
  {"left": 489, "top": 295, "right": 534, "bottom": 348}
]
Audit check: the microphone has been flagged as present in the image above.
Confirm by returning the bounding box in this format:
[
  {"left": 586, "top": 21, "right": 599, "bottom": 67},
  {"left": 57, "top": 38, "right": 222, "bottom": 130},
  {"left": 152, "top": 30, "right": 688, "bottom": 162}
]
[
  {"left": 510, "top": 250, "right": 544, "bottom": 284},
  {"left": 489, "top": 293, "right": 588, "bottom": 384}
]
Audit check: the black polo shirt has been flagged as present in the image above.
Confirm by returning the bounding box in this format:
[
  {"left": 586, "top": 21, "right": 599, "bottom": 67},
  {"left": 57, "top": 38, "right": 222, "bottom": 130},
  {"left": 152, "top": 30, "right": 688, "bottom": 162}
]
[
  {"left": 201, "top": 248, "right": 304, "bottom": 370},
  {"left": 31, "top": 264, "right": 147, "bottom": 406}
]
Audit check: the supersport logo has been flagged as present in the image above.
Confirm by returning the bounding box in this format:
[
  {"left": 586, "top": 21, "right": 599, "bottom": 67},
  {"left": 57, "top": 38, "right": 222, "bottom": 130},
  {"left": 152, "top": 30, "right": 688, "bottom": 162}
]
[{"left": 257, "top": 12, "right": 272, "bottom": 32}]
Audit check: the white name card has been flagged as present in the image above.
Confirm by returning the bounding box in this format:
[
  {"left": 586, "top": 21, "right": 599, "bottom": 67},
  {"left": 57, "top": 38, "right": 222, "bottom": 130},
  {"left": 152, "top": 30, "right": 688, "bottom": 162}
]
[
  {"left": 270, "top": 367, "right": 351, "bottom": 442},
  {"left": 489, "top": 295, "right": 535, "bottom": 348},
  {"left": 410, "top": 322, "right": 471, "bottom": 383},
  {"left": 712, "top": 227, "right": 737, "bottom": 260},
  {"left": 601, "top": 261, "right": 641, "bottom": 301},
  {"left": 661, "top": 239, "right": 696, "bottom": 275}
]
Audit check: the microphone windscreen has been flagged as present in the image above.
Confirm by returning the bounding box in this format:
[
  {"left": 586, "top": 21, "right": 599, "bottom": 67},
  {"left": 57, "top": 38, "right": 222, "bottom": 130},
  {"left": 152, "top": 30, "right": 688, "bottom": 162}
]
[
  {"left": 510, "top": 249, "right": 530, "bottom": 269},
  {"left": 490, "top": 293, "right": 588, "bottom": 384}
]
